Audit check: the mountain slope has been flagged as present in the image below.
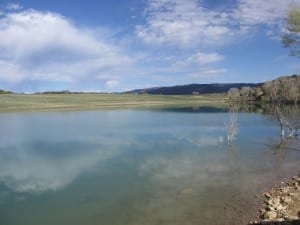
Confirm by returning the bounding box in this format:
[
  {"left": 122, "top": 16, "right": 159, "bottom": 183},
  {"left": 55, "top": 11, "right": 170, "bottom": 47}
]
[{"left": 125, "top": 83, "right": 262, "bottom": 95}]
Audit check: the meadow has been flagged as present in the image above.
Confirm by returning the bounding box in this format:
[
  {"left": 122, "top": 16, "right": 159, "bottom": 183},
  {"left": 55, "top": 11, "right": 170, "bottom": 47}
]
[{"left": 0, "top": 93, "right": 226, "bottom": 112}]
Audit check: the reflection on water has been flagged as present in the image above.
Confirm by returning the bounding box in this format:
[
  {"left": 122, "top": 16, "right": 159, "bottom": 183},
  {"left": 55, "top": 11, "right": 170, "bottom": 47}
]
[{"left": 0, "top": 107, "right": 299, "bottom": 225}]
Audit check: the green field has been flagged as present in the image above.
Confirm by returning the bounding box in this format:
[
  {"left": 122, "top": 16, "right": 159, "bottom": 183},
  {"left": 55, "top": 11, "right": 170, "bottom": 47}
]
[{"left": 0, "top": 93, "right": 226, "bottom": 112}]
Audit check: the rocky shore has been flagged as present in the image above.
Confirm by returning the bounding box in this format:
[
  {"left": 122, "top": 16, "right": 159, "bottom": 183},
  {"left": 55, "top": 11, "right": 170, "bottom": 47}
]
[{"left": 249, "top": 174, "right": 300, "bottom": 225}]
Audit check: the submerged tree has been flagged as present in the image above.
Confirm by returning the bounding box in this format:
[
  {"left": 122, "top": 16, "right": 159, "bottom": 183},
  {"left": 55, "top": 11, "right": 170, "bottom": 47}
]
[
  {"left": 267, "top": 103, "right": 300, "bottom": 144},
  {"left": 282, "top": 8, "right": 300, "bottom": 57},
  {"left": 226, "top": 111, "right": 238, "bottom": 145}
]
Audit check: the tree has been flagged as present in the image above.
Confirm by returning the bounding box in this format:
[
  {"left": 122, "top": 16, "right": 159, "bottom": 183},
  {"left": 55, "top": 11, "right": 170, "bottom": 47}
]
[
  {"left": 227, "top": 88, "right": 241, "bottom": 102},
  {"left": 282, "top": 8, "right": 300, "bottom": 57},
  {"left": 240, "top": 86, "right": 255, "bottom": 102},
  {"left": 226, "top": 110, "right": 238, "bottom": 145}
]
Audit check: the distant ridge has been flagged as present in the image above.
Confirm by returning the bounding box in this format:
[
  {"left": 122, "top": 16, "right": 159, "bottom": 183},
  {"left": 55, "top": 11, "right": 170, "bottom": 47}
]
[
  {"left": 0, "top": 89, "right": 12, "bottom": 94},
  {"left": 124, "top": 83, "right": 262, "bottom": 95}
]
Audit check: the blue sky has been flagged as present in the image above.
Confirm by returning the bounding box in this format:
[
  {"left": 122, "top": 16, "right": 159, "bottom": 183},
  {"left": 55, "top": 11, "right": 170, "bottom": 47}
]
[{"left": 0, "top": 0, "right": 299, "bottom": 93}]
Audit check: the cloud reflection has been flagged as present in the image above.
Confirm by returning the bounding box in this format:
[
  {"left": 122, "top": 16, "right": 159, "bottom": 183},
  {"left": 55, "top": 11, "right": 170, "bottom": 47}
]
[{"left": 0, "top": 138, "right": 128, "bottom": 194}]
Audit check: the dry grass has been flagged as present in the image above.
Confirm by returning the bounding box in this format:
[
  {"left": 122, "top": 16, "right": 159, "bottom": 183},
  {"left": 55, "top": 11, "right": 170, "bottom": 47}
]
[{"left": 0, "top": 93, "right": 226, "bottom": 112}]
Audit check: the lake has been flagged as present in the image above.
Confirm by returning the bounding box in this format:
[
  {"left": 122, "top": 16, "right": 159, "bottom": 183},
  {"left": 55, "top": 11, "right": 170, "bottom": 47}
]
[{"left": 0, "top": 107, "right": 299, "bottom": 225}]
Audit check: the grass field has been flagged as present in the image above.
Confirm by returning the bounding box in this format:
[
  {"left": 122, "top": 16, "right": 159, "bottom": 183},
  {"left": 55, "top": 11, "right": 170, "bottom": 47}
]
[{"left": 0, "top": 93, "right": 226, "bottom": 112}]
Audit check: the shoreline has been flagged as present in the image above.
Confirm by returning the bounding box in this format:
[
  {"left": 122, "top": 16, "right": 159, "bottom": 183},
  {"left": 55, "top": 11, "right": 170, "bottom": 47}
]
[{"left": 248, "top": 173, "right": 300, "bottom": 225}]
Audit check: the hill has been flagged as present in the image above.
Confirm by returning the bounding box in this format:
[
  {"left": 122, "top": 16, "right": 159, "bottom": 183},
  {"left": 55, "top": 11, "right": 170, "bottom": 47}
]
[
  {"left": 125, "top": 83, "right": 262, "bottom": 95},
  {"left": 0, "top": 89, "right": 12, "bottom": 94}
]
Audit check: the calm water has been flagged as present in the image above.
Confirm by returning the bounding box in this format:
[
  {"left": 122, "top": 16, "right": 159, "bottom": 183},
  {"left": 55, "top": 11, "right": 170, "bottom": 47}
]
[{"left": 0, "top": 107, "right": 299, "bottom": 225}]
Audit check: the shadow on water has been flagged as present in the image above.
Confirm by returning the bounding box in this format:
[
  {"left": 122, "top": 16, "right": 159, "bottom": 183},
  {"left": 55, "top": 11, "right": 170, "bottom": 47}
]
[{"left": 248, "top": 220, "right": 300, "bottom": 225}]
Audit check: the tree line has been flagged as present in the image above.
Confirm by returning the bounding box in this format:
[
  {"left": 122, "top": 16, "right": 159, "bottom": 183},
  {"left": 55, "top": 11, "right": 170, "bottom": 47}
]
[
  {"left": 227, "top": 75, "right": 300, "bottom": 104},
  {"left": 0, "top": 89, "right": 12, "bottom": 94}
]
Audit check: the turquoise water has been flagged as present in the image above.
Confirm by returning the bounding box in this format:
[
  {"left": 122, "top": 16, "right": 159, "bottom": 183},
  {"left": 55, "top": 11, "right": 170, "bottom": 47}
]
[{"left": 0, "top": 108, "right": 299, "bottom": 225}]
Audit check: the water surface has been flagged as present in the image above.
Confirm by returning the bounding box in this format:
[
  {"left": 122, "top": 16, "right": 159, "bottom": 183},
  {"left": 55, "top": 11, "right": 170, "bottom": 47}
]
[{"left": 0, "top": 107, "right": 299, "bottom": 225}]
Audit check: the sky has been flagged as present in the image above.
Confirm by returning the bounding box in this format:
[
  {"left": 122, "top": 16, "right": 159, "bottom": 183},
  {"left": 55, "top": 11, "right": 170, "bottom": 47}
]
[{"left": 0, "top": 0, "right": 299, "bottom": 93}]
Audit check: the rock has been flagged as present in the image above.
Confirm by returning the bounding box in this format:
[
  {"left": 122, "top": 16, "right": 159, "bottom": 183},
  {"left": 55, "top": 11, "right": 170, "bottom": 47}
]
[
  {"left": 284, "top": 215, "right": 290, "bottom": 220},
  {"left": 256, "top": 174, "right": 300, "bottom": 223},
  {"left": 277, "top": 211, "right": 284, "bottom": 218},
  {"left": 266, "top": 206, "right": 275, "bottom": 211},
  {"left": 265, "top": 192, "right": 272, "bottom": 199},
  {"left": 259, "top": 208, "right": 266, "bottom": 214},
  {"left": 263, "top": 211, "right": 277, "bottom": 220},
  {"left": 282, "top": 187, "right": 290, "bottom": 193},
  {"left": 283, "top": 197, "right": 292, "bottom": 204},
  {"left": 265, "top": 200, "right": 272, "bottom": 205},
  {"left": 273, "top": 198, "right": 280, "bottom": 205},
  {"left": 287, "top": 215, "right": 299, "bottom": 220},
  {"left": 275, "top": 204, "right": 285, "bottom": 211}
]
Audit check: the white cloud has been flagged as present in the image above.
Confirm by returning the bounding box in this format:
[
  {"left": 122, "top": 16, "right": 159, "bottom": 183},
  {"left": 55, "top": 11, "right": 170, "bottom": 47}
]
[
  {"left": 6, "top": 3, "right": 23, "bottom": 11},
  {"left": 136, "top": 0, "right": 299, "bottom": 48},
  {"left": 166, "top": 52, "right": 226, "bottom": 79},
  {"left": 0, "top": 60, "right": 23, "bottom": 82},
  {"left": 105, "top": 79, "right": 120, "bottom": 88},
  {"left": 181, "top": 52, "right": 223, "bottom": 66},
  {"left": 136, "top": 0, "right": 235, "bottom": 48},
  {"left": 1, "top": 1, "right": 297, "bottom": 91},
  {"left": 189, "top": 68, "right": 228, "bottom": 80},
  {"left": 235, "top": 0, "right": 294, "bottom": 26},
  {"left": 0, "top": 9, "right": 133, "bottom": 90}
]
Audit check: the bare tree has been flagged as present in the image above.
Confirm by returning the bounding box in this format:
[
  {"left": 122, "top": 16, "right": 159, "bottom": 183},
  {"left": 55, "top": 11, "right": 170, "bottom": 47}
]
[
  {"left": 227, "top": 88, "right": 241, "bottom": 102},
  {"left": 275, "top": 105, "right": 287, "bottom": 142},
  {"left": 271, "top": 104, "right": 300, "bottom": 144},
  {"left": 226, "top": 110, "right": 238, "bottom": 145}
]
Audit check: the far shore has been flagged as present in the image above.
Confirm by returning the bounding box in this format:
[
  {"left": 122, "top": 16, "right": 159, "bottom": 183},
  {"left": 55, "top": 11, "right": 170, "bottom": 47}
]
[{"left": 0, "top": 93, "right": 227, "bottom": 112}]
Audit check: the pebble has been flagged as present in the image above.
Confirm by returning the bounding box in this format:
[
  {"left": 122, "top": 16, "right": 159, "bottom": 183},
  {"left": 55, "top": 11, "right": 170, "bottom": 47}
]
[
  {"left": 265, "top": 193, "right": 271, "bottom": 199},
  {"left": 287, "top": 215, "right": 299, "bottom": 220},
  {"left": 259, "top": 208, "right": 266, "bottom": 214},
  {"left": 283, "top": 197, "right": 292, "bottom": 204},
  {"left": 263, "top": 211, "right": 277, "bottom": 220}
]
